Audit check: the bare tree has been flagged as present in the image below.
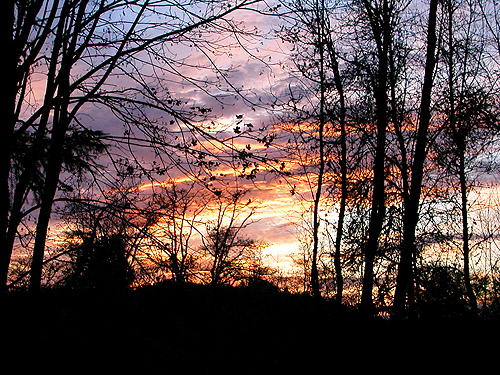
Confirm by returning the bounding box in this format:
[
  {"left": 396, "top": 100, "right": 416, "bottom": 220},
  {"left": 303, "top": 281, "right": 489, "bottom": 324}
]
[
  {"left": 199, "top": 189, "right": 262, "bottom": 286},
  {"left": 352, "top": 0, "right": 392, "bottom": 315},
  {"left": 140, "top": 182, "right": 206, "bottom": 284},
  {"left": 428, "top": 0, "right": 500, "bottom": 316},
  {"left": 270, "top": 0, "right": 352, "bottom": 301},
  {"left": 393, "top": 0, "right": 439, "bottom": 319}
]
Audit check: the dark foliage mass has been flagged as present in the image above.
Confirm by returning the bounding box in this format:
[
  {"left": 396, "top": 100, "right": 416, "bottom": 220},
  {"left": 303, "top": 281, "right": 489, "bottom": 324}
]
[
  {"left": 63, "top": 234, "right": 134, "bottom": 291},
  {"left": 4, "top": 283, "right": 498, "bottom": 372}
]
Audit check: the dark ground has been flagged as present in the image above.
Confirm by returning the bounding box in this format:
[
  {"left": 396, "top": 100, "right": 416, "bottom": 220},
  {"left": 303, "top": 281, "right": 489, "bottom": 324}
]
[{"left": 2, "top": 283, "right": 499, "bottom": 373}]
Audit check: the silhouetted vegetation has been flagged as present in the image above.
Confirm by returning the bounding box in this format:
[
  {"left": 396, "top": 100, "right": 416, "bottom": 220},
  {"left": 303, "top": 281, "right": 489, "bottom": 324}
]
[
  {"left": 4, "top": 2, "right": 500, "bottom": 354},
  {"left": 63, "top": 234, "right": 134, "bottom": 291},
  {"left": 4, "top": 282, "right": 498, "bottom": 372}
]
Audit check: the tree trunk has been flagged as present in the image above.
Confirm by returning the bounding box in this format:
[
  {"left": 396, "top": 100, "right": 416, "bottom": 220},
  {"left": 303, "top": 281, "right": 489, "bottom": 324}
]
[
  {"left": 29, "top": 0, "right": 85, "bottom": 292},
  {"left": 448, "top": 0, "right": 478, "bottom": 315},
  {"left": 2, "top": 0, "right": 62, "bottom": 291},
  {"left": 393, "top": 0, "right": 438, "bottom": 319},
  {"left": 328, "top": 42, "right": 346, "bottom": 305},
  {"left": 310, "top": 0, "right": 327, "bottom": 299},
  {"left": 361, "top": 114, "right": 386, "bottom": 314},
  {"left": 458, "top": 147, "right": 478, "bottom": 314},
  {"left": 0, "top": 0, "right": 16, "bottom": 292},
  {"left": 360, "top": 0, "right": 390, "bottom": 316},
  {"left": 29, "top": 105, "right": 71, "bottom": 293}
]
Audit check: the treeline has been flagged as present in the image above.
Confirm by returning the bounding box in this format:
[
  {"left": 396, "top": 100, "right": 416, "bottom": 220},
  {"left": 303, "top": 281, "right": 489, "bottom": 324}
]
[
  {"left": 4, "top": 0, "right": 500, "bottom": 320},
  {"left": 40, "top": 185, "right": 273, "bottom": 290}
]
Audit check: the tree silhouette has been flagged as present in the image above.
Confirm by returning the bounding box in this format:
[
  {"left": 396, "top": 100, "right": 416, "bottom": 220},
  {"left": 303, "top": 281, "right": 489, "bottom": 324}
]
[
  {"left": 4, "top": 0, "right": 500, "bottom": 322},
  {"left": 64, "top": 233, "right": 134, "bottom": 291},
  {"left": 429, "top": 0, "right": 500, "bottom": 316},
  {"left": 200, "top": 190, "right": 263, "bottom": 286},
  {"left": 140, "top": 182, "right": 206, "bottom": 284},
  {"left": 393, "top": 0, "right": 439, "bottom": 319}
]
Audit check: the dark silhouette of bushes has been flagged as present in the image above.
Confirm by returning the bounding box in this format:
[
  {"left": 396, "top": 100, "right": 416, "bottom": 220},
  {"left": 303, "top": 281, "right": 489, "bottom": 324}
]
[
  {"left": 3, "top": 281, "right": 500, "bottom": 373},
  {"left": 416, "top": 265, "right": 469, "bottom": 319},
  {"left": 63, "top": 234, "right": 135, "bottom": 291}
]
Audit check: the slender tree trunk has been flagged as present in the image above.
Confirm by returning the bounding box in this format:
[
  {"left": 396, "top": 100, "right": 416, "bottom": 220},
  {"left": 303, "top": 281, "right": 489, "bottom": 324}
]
[
  {"left": 3, "top": 95, "right": 59, "bottom": 288},
  {"left": 448, "top": 1, "right": 477, "bottom": 308},
  {"left": 393, "top": 0, "right": 438, "bottom": 319},
  {"left": 326, "top": 40, "right": 346, "bottom": 304},
  {"left": 458, "top": 147, "right": 478, "bottom": 314},
  {"left": 333, "top": 81, "right": 346, "bottom": 305},
  {"left": 2, "top": 0, "right": 61, "bottom": 290},
  {"left": 0, "top": 0, "right": 16, "bottom": 293},
  {"left": 447, "top": 0, "right": 478, "bottom": 315},
  {"left": 310, "top": 0, "right": 327, "bottom": 299},
  {"left": 29, "top": 0, "right": 87, "bottom": 292},
  {"left": 361, "top": 104, "right": 387, "bottom": 315},
  {"left": 29, "top": 105, "right": 71, "bottom": 293},
  {"left": 360, "top": 0, "right": 390, "bottom": 316},
  {"left": 333, "top": 137, "right": 346, "bottom": 304}
]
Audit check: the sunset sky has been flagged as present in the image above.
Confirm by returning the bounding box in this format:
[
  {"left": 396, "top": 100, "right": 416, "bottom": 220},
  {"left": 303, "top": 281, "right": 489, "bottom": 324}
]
[
  {"left": 14, "top": 0, "right": 500, "bottom": 294},
  {"left": 64, "top": 0, "right": 500, "bottom": 274},
  {"left": 29, "top": 2, "right": 310, "bottom": 274}
]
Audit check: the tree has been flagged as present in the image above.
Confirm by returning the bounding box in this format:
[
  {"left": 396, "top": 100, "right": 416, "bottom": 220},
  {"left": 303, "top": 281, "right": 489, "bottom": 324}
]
[
  {"left": 393, "top": 0, "right": 439, "bottom": 319},
  {"left": 141, "top": 182, "right": 206, "bottom": 284},
  {"left": 57, "top": 192, "right": 140, "bottom": 291},
  {"left": 327, "top": 31, "right": 348, "bottom": 305},
  {"left": 416, "top": 264, "right": 468, "bottom": 318},
  {"left": 64, "top": 234, "right": 134, "bottom": 291},
  {"left": 309, "top": 0, "right": 328, "bottom": 299},
  {"left": 272, "top": 0, "right": 351, "bottom": 301},
  {"left": 200, "top": 189, "right": 263, "bottom": 286},
  {"left": 353, "top": 0, "right": 392, "bottom": 315},
  {"left": 429, "top": 0, "right": 500, "bottom": 316}
]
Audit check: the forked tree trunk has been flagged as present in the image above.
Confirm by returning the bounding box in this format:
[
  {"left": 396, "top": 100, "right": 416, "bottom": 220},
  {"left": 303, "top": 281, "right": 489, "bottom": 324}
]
[
  {"left": 29, "top": 0, "right": 88, "bottom": 292},
  {"left": 393, "top": 0, "right": 439, "bottom": 319}
]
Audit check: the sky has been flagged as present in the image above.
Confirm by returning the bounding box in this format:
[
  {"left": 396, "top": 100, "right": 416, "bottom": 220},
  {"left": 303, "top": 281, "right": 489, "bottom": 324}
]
[
  {"left": 150, "top": 4, "right": 312, "bottom": 269},
  {"left": 28, "top": 0, "right": 500, "bottom": 283},
  {"left": 53, "top": 2, "right": 309, "bottom": 274}
]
